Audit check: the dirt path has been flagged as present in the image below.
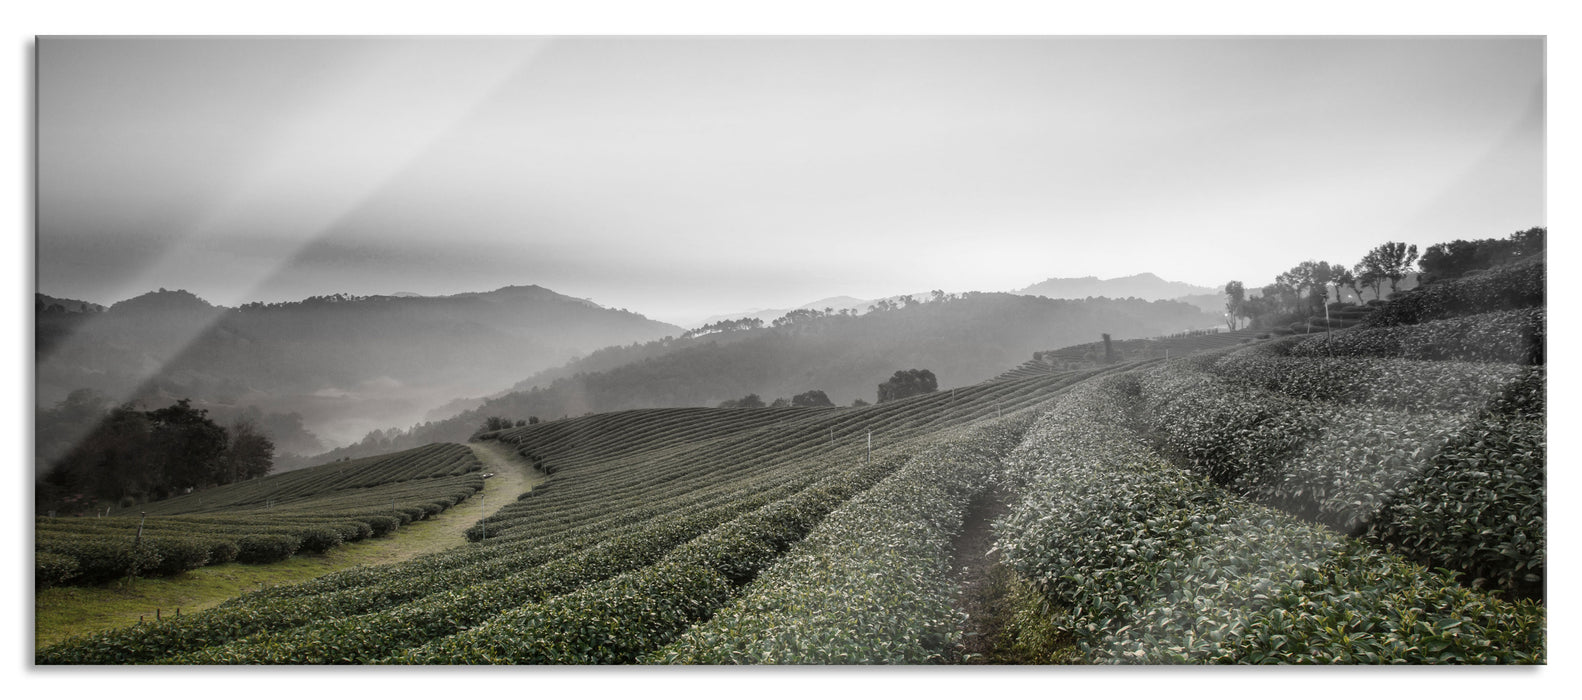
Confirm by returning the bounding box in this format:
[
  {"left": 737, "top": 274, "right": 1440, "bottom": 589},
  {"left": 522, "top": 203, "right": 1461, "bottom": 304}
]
[
  {"left": 35, "top": 440, "right": 543, "bottom": 648},
  {"left": 946, "top": 489, "right": 1014, "bottom": 664}
]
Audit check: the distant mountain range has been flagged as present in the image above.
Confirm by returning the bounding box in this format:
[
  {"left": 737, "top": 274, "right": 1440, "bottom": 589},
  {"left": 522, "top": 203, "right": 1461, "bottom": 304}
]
[
  {"left": 694, "top": 295, "right": 888, "bottom": 328},
  {"left": 35, "top": 286, "right": 682, "bottom": 452},
  {"left": 1015, "top": 272, "right": 1219, "bottom": 302},
  {"left": 697, "top": 274, "right": 1222, "bottom": 330},
  {"left": 307, "top": 291, "right": 1221, "bottom": 463}
]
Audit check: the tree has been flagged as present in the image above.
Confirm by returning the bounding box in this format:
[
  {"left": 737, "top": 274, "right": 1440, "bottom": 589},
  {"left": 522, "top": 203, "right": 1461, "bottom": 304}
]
[
  {"left": 1224, "top": 281, "right": 1246, "bottom": 331},
  {"left": 1419, "top": 227, "right": 1545, "bottom": 284},
  {"left": 877, "top": 369, "right": 938, "bottom": 403},
  {"left": 791, "top": 389, "right": 834, "bottom": 407},
  {"left": 145, "top": 399, "right": 229, "bottom": 496},
  {"left": 1276, "top": 261, "right": 1328, "bottom": 316},
  {"left": 1312, "top": 261, "right": 1337, "bottom": 306},
  {"left": 719, "top": 393, "right": 765, "bottom": 409},
  {"left": 1334, "top": 267, "right": 1359, "bottom": 304},
  {"left": 225, "top": 420, "right": 275, "bottom": 482},
  {"left": 1353, "top": 262, "right": 1383, "bottom": 301},
  {"left": 1361, "top": 241, "right": 1418, "bottom": 294}
]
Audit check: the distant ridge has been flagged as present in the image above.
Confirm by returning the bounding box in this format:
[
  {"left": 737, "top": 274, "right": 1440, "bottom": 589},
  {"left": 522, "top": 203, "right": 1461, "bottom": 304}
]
[
  {"left": 36, "top": 283, "right": 684, "bottom": 451},
  {"left": 1016, "top": 273, "right": 1217, "bottom": 302}
]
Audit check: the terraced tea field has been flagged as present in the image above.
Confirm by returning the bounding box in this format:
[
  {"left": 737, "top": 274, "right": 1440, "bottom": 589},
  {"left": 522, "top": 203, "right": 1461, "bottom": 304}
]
[
  {"left": 35, "top": 259, "right": 1545, "bottom": 664},
  {"left": 36, "top": 367, "right": 1113, "bottom": 664}
]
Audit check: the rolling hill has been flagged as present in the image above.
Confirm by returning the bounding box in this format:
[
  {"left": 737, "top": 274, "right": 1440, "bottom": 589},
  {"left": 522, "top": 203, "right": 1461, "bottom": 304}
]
[
  {"left": 305, "top": 291, "right": 1220, "bottom": 461},
  {"left": 35, "top": 285, "right": 683, "bottom": 451}
]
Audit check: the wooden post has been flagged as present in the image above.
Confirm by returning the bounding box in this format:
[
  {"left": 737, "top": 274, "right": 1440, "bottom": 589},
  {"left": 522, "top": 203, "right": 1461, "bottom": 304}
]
[
  {"left": 866, "top": 431, "right": 872, "bottom": 463},
  {"left": 135, "top": 512, "right": 146, "bottom": 547}
]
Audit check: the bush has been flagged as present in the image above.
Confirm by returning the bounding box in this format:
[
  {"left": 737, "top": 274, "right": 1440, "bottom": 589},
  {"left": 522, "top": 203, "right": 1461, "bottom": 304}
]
[
  {"left": 1368, "top": 414, "right": 1545, "bottom": 599},
  {"left": 1360, "top": 258, "right": 1543, "bottom": 327},
  {"left": 994, "top": 381, "right": 1545, "bottom": 663},
  {"left": 365, "top": 515, "right": 399, "bottom": 537},
  {"left": 235, "top": 534, "right": 300, "bottom": 564},
  {"left": 1290, "top": 308, "right": 1544, "bottom": 364},
  {"left": 293, "top": 528, "right": 344, "bottom": 555},
  {"left": 35, "top": 537, "right": 163, "bottom": 585},
  {"left": 205, "top": 539, "right": 240, "bottom": 564},
  {"left": 653, "top": 418, "right": 1031, "bottom": 664},
  {"left": 35, "top": 552, "right": 79, "bottom": 587},
  {"left": 143, "top": 537, "right": 213, "bottom": 576}
]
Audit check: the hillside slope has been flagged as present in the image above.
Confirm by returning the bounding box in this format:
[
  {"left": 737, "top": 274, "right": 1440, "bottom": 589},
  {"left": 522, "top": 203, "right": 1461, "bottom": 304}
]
[
  {"left": 312, "top": 292, "right": 1218, "bottom": 461},
  {"left": 35, "top": 286, "right": 683, "bottom": 449}
]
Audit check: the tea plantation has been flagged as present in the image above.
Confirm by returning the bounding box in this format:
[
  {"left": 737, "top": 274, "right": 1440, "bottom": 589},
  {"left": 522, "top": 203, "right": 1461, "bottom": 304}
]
[{"left": 36, "top": 259, "right": 1544, "bottom": 664}]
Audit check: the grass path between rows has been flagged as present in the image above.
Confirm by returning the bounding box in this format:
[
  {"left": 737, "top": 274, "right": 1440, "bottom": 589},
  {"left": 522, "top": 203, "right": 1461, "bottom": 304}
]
[{"left": 34, "top": 440, "right": 543, "bottom": 649}]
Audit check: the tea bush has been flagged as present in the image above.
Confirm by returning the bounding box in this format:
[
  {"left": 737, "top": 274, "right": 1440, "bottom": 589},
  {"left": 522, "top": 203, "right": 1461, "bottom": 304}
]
[
  {"left": 1359, "top": 257, "right": 1543, "bottom": 328},
  {"left": 1290, "top": 308, "right": 1544, "bottom": 364},
  {"left": 652, "top": 416, "right": 1033, "bottom": 664}
]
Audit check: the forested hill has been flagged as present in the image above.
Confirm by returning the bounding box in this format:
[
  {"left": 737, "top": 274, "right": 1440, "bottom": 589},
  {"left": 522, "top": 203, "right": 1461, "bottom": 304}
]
[
  {"left": 35, "top": 285, "right": 683, "bottom": 449},
  {"left": 316, "top": 292, "right": 1218, "bottom": 461},
  {"left": 1016, "top": 272, "right": 1217, "bottom": 302}
]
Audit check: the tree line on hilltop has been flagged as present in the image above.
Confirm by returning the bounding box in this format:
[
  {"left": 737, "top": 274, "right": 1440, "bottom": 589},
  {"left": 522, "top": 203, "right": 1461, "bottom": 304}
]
[{"left": 1223, "top": 227, "right": 1544, "bottom": 331}]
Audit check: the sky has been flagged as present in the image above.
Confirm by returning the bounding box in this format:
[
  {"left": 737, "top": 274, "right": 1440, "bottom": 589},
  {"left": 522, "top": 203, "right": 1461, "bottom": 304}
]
[{"left": 37, "top": 35, "right": 1545, "bottom": 327}]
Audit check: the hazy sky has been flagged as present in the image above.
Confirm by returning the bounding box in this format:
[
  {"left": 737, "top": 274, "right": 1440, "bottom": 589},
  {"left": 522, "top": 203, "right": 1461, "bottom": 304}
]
[{"left": 37, "top": 36, "right": 1544, "bottom": 326}]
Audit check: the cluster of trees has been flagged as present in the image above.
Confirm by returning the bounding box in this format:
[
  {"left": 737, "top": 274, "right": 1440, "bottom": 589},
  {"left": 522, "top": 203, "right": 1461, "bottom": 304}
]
[
  {"left": 681, "top": 317, "right": 765, "bottom": 339},
  {"left": 718, "top": 389, "right": 838, "bottom": 409},
  {"left": 478, "top": 415, "right": 541, "bottom": 433},
  {"left": 1418, "top": 227, "right": 1545, "bottom": 284},
  {"left": 38, "top": 395, "right": 274, "bottom": 512},
  {"left": 1222, "top": 228, "right": 1545, "bottom": 331},
  {"left": 1224, "top": 241, "right": 1421, "bottom": 330},
  {"left": 877, "top": 369, "right": 938, "bottom": 403}
]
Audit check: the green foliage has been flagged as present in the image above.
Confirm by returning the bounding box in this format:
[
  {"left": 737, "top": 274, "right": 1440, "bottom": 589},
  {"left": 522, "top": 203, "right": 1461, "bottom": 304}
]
[
  {"left": 1418, "top": 227, "right": 1544, "bottom": 285},
  {"left": 35, "top": 552, "right": 79, "bottom": 587},
  {"left": 235, "top": 534, "right": 301, "bottom": 564},
  {"left": 1222, "top": 540, "right": 1545, "bottom": 664},
  {"left": 1361, "top": 257, "right": 1544, "bottom": 327},
  {"left": 993, "top": 380, "right": 1544, "bottom": 663},
  {"left": 36, "top": 443, "right": 485, "bottom": 586},
  {"left": 1291, "top": 308, "right": 1544, "bottom": 364},
  {"left": 877, "top": 368, "right": 938, "bottom": 403},
  {"left": 1368, "top": 414, "right": 1545, "bottom": 599},
  {"left": 402, "top": 562, "right": 734, "bottom": 664},
  {"left": 652, "top": 417, "right": 1032, "bottom": 664},
  {"left": 791, "top": 389, "right": 834, "bottom": 407}
]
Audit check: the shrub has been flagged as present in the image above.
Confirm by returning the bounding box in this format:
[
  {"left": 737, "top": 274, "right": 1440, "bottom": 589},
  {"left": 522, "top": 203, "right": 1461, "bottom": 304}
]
[
  {"left": 994, "top": 381, "right": 1544, "bottom": 663},
  {"left": 1368, "top": 414, "right": 1545, "bottom": 599},
  {"left": 35, "top": 552, "right": 79, "bottom": 587},
  {"left": 235, "top": 534, "right": 300, "bottom": 564},
  {"left": 1360, "top": 258, "right": 1543, "bottom": 327},
  {"left": 293, "top": 528, "right": 344, "bottom": 555},
  {"left": 143, "top": 537, "right": 213, "bottom": 576},
  {"left": 1290, "top": 308, "right": 1544, "bottom": 364},
  {"left": 364, "top": 515, "right": 399, "bottom": 537}
]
